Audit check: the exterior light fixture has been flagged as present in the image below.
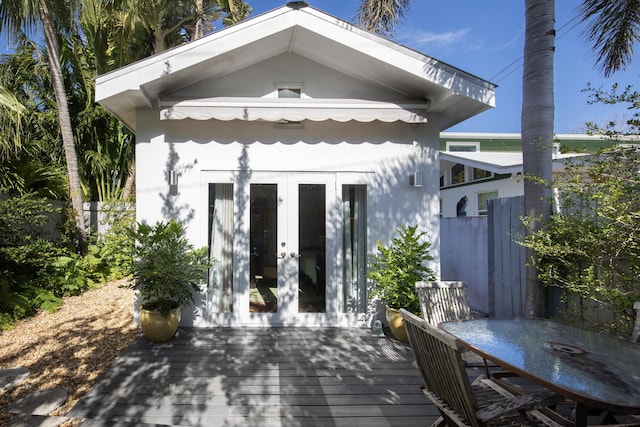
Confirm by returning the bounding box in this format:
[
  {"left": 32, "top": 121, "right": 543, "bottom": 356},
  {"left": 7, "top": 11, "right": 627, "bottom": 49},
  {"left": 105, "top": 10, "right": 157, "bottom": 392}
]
[
  {"left": 169, "top": 170, "right": 178, "bottom": 195},
  {"left": 169, "top": 170, "right": 178, "bottom": 186}
]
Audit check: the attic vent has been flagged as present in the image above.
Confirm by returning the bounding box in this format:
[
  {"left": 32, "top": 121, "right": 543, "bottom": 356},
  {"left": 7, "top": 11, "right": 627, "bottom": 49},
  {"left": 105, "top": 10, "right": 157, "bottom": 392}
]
[{"left": 286, "top": 1, "right": 308, "bottom": 9}]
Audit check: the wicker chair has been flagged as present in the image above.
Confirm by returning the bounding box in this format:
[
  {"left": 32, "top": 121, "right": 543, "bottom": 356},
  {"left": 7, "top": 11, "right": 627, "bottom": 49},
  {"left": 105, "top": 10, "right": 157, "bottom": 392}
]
[{"left": 401, "top": 309, "right": 564, "bottom": 427}]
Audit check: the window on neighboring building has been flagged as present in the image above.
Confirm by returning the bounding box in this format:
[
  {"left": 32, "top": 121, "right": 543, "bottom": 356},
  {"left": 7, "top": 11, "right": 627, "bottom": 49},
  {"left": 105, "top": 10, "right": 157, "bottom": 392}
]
[
  {"left": 473, "top": 168, "right": 492, "bottom": 181},
  {"left": 446, "top": 141, "right": 480, "bottom": 152},
  {"left": 477, "top": 190, "right": 498, "bottom": 215},
  {"left": 452, "top": 163, "right": 465, "bottom": 184}
]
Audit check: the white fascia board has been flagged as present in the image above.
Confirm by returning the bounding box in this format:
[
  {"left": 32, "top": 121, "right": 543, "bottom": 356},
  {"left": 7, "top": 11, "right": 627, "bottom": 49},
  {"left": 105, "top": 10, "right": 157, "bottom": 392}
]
[
  {"left": 440, "top": 151, "right": 588, "bottom": 175},
  {"left": 441, "top": 132, "right": 522, "bottom": 140},
  {"left": 440, "top": 152, "right": 523, "bottom": 174}
]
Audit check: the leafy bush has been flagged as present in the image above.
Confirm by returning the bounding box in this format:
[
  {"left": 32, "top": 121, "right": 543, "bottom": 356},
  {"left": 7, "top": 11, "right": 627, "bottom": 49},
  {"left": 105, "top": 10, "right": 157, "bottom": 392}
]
[
  {"left": 0, "top": 195, "right": 98, "bottom": 328},
  {"left": 99, "top": 201, "right": 135, "bottom": 279},
  {"left": 0, "top": 195, "right": 65, "bottom": 327},
  {"left": 524, "top": 146, "right": 640, "bottom": 336},
  {"left": 49, "top": 246, "right": 102, "bottom": 295},
  {"left": 368, "top": 225, "right": 436, "bottom": 315}
]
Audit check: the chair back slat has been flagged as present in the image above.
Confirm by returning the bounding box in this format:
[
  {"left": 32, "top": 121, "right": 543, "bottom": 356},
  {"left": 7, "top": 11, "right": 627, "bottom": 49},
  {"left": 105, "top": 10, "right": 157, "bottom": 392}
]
[
  {"left": 416, "top": 281, "right": 472, "bottom": 326},
  {"left": 401, "top": 308, "right": 481, "bottom": 427}
]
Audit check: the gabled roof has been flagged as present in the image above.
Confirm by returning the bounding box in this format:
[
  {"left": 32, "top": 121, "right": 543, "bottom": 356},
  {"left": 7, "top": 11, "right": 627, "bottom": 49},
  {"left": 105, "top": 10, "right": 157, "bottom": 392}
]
[{"left": 96, "top": 2, "right": 496, "bottom": 132}]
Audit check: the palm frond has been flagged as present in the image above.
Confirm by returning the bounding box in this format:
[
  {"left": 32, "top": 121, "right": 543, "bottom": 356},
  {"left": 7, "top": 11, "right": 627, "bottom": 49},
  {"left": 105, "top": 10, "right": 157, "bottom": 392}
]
[
  {"left": 580, "top": 0, "right": 640, "bottom": 77},
  {"left": 355, "top": 0, "right": 412, "bottom": 37}
]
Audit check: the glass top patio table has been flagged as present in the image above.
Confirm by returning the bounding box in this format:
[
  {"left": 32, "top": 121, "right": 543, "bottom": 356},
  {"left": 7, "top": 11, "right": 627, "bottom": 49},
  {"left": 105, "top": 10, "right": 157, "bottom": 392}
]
[{"left": 440, "top": 318, "right": 640, "bottom": 419}]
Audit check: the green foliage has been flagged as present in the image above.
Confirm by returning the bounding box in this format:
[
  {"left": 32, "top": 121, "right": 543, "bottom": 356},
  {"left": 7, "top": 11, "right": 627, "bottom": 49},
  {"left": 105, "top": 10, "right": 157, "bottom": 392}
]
[
  {"left": 128, "top": 219, "right": 212, "bottom": 317},
  {"left": 368, "top": 225, "right": 436, "bottom": 315},
  {"left": 0, "top": 39, "right": 69, "bottom": 200},
  {"left": 0, "top": 194, "right": 95, "bottom": 329},
  {"left": 99, "top": 201, "right": 135, "bottom": 278},
  {"left": 523, "top": 146, "right": 640, "bottom": 336},
  {"left": 584, "top": 81, "right": 639, "bottom": 136},
  {"left": 32, "top": 289, "right": 64, "bottom": 314},
  {"left": 49, "top": 245, "right": 108, "bottom": 295}
]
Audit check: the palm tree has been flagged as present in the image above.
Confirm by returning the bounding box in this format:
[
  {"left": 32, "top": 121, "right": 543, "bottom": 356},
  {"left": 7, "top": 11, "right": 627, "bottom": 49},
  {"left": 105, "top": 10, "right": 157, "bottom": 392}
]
[
  {"left": 580, "top": 0, "right": 640, "bottom": 77},
  {"left": 521, "top": 0, "right": 555, "bottom": 318},
  {"left": 0, "top": 0, "right": 88, "bottom": 254}
]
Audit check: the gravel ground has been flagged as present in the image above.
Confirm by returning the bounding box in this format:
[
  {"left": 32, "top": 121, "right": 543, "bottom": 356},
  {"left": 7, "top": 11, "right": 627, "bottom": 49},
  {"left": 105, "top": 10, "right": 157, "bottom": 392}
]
[{"left": 0, "top": 279, "right": 139, "bottom": 426}]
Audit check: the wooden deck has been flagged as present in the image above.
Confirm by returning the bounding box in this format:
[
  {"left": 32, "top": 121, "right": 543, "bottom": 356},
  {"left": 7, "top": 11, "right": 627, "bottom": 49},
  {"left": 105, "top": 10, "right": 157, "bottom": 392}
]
[{"left": 69, "top": 327, "right": 444, "bottom": 426}]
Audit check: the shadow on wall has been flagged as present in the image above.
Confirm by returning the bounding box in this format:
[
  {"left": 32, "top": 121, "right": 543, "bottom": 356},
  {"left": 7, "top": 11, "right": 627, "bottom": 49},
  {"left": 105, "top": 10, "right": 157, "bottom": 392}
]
[{"left": 159, "top": 124, "right": 440, "bottom": 326}]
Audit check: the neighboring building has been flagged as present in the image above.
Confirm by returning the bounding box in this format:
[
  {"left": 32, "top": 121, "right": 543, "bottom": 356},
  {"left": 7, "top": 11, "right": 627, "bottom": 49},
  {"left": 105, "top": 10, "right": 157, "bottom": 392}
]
[
  {"left": 438, "top": 132, "right": 623, "bottom": 218},
  {"left": 95, "top": 3, "right": 495, "bottom": 327}
]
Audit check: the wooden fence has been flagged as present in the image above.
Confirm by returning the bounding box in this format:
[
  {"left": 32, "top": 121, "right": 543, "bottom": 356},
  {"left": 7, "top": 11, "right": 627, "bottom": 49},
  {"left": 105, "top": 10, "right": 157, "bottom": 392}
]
[
  {"left": 441, "top": 196, "right": 528, "bottom": 318},
  {"left": 487, "top": 196, "right": 527, "bottom": 318}
]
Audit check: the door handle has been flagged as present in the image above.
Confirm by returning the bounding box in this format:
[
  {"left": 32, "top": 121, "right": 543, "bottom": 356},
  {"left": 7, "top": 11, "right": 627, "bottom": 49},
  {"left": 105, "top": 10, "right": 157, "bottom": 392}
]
[
  {"left": 278, "top": 252, "right": 287, "bottom": 259},
  {"left": 290, "top": 252, "right": 302, "bottom": 258}
]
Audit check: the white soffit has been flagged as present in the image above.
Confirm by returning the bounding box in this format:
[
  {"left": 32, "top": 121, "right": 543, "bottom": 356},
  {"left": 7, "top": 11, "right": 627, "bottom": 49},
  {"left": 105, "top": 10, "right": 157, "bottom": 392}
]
[{"left": 158, "top": 97, "right": 429, "bottom": 123}]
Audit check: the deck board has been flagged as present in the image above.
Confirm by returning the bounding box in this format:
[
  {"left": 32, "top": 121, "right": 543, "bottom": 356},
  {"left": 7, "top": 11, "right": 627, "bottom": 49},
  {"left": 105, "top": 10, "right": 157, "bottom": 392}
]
[{"left": 70, "top": 327, "right": 441, "bottom": 426}]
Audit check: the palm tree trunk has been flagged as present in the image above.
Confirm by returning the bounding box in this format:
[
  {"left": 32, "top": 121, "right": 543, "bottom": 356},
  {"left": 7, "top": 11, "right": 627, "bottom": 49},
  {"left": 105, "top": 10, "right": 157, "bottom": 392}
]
[
  {"left": 195, "top": 0, "right": 205, "bottom": 39},
  {"left": 522, "top": 0, "right": 555, "bottom": 317},
  {"left": 39, "top": 0, "right": 88, "bottom": 255},
  {"left": 121, "top": 159, "right": 135, "bottom": 200}
]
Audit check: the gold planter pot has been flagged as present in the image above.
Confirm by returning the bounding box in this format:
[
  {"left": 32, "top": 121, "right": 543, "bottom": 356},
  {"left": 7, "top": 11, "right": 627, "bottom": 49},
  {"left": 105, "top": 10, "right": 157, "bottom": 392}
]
[
  {"left": 140, "top": 306, "right": 181, "bottom": 343},
  {"left": 385, "top": 307, "right": 409, "bottom": 343}
]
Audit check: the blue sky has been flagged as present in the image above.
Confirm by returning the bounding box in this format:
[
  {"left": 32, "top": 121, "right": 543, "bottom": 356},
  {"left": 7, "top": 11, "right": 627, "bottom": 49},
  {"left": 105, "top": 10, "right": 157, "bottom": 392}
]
[{"left": 2, "top": 0, "right": 636, "bottom": 134}]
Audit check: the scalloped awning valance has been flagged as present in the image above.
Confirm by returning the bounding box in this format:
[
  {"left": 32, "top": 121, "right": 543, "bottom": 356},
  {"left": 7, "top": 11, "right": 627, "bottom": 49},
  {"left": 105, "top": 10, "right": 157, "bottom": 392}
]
[{"left": 158, "top": 97, "right": 429, "bottom": 123}]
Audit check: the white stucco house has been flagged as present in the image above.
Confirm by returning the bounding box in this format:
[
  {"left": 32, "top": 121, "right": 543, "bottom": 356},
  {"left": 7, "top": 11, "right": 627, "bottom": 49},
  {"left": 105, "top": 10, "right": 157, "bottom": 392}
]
[{"left": 95, "top": 2, "right": 495, "bottom": 327}]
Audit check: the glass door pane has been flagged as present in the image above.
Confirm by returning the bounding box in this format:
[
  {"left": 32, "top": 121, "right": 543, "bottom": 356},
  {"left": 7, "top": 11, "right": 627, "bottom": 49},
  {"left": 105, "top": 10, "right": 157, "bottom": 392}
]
[
  {"left": 342, "top": 185, "right": 367, "bottom": 313},
  {"left": 249, "top": 184, "right": 278, "bottom": 313},
  {"left": 298, "top": 184, "right": 326, "bottom": 313}
]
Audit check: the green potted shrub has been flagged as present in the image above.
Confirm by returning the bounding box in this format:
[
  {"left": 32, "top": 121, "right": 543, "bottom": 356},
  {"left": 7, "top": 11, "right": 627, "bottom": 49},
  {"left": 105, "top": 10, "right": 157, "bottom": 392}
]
[
  {"left": 128, "top": 219, "right": 211, "bottom": 342},
  {"left": 369, "top": 225, "right": 436, "bottom": 342}
]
